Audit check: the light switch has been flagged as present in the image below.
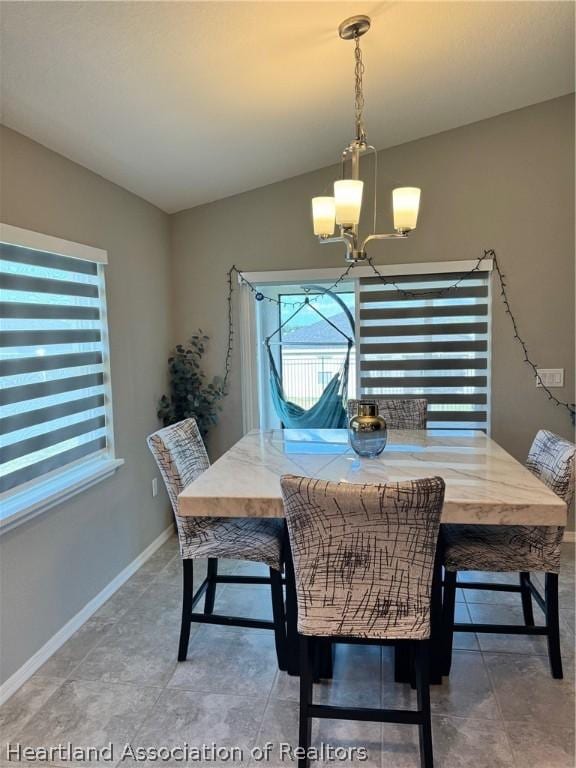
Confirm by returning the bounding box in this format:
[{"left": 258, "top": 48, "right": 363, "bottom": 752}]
[{"left": 536, "top": 369, "right": 564, "bottom": 388}]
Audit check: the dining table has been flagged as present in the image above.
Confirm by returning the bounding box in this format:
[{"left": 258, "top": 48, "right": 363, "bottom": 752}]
[{"left": 178, "top": 428, "right": 567, "bottom": 681}]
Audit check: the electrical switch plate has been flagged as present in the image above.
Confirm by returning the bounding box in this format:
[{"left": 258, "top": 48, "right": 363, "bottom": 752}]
[
  {"left": 536, "top": 369, "right": 564, "bottom": 388},
  {"left": 152, "top": 478, "right": 159, "bottom": 497}
]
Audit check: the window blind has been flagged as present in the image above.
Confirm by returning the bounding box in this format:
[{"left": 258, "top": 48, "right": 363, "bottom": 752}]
[
  {"left": 358, "top": 270, "right": 491, "bottom": 430},
  {"left": 0, "top": 243, "right": 109, "bottom": 493}
]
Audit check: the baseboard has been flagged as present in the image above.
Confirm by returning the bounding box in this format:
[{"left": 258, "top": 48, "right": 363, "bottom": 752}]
[
  {"left": 0, "top": 524, "right": 174, "bottom": 705},
  {"left": 564, "top": 531, "right": 575, "bottom": 543}
]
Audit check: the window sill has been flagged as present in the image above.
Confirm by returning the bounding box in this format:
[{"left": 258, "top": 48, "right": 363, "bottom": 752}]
[{"left": 0, "top": 457, "right": 125, "bottom": 535}]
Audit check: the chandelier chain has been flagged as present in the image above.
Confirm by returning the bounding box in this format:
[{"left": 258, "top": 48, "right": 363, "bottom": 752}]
[{"left": 354, "top": 34, "right": 366, "bottom": 142}]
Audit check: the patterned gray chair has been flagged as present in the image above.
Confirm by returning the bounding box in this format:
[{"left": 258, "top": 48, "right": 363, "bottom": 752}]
[
  {"left": 441, "top": 429, "right": 575, "bottom": 679},
  {"left": 347, "top": 398, "right": 428, "bottom": 429},
  {"left": 281, "top": 474, "right": 446, "bottom": 768},
  {"left": 147, "top": 418, "right": 287, "bottom": 668}
]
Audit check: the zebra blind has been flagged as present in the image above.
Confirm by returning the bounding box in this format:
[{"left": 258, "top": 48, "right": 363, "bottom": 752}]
[
  {"left": 358, "top": 270, "right": 491, "bottom": 430},
  {"left": 0, "top": 242, "right": 110, "bottom": 493}
]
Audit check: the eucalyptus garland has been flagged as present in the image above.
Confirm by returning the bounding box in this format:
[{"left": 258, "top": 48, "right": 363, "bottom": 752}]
[{"left": 223, "top": 250, "right": 575, "bottom": 424}]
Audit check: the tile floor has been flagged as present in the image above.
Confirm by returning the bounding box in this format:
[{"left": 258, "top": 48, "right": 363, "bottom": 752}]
[{"left": 1, "top": 537, "right": 574, "bottom": 768}]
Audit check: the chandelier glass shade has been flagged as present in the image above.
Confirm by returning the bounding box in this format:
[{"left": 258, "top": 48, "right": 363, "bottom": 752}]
[{"left": 311, "top": 15, "right": 421, "bottom": 262}]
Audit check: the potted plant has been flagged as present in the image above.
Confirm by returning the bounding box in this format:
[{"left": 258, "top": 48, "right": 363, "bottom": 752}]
[{"left": 158, "top": 331, "right": 226, "bottom": 437}]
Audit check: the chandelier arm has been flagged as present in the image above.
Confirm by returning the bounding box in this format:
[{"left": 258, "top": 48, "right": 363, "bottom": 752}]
[
  {"left": 362, "top": 232, "right": 408, "bottom": 252},
  {"left": 318, "top": 232, "right": 355, "bottom": 261}
]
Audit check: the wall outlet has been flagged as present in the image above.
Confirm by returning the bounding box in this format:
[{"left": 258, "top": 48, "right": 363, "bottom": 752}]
[
  {"left": 536, "top": 368, "right": 564, "bottom": 388},
  {"left": 152, "top": 477, "right": 159, "bottom": 497}
]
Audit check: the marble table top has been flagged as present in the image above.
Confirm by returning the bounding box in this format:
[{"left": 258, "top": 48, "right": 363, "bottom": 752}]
[{"left": 178, "top": 429, "right": 567, "bottom": 526}]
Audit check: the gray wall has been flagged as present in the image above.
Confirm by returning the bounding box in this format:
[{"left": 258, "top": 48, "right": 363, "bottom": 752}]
[
  {"left": 0, "top": 126, "right": 173, "bottom": 684},
  {"left": 171, "top": 95, "right": 575, "bottom": 523}
]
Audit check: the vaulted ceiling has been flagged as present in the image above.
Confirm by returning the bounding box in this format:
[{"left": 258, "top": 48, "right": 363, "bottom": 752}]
[{"left": 1, "top": 1, "right": 574, "bottom": 212}]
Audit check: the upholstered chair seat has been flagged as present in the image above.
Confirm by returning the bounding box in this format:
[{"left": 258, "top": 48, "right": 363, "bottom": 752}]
[
  {"left": 442, "top": 523, "right": 563, "bottom": 574},
  {"left": 347, "top": 397, "right": 428, "bottom": 429},
  {"left": 176, "top": 516, "right": 283, "bottom": 570},
  {"left": 147, "top": 418, "right": 286, "bottom": 667}
]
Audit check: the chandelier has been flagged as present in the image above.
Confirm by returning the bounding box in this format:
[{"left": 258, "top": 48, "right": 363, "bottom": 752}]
[{"left": 311, "top": 15, "right": 421, "bottom": 263}]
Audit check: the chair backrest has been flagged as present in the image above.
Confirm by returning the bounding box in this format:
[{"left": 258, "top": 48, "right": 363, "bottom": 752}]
[
  {"left": 147, "top": 418, "right": 210, "bottom": 515},
  {"left": 280, "top": 474, "right": 445, "bottom": 640},
  {"left": 347, "top": 398, "right": 428, "bottom": 429},
  {"left": 526, "top": 429, "right": 575, "bottom": 509}
]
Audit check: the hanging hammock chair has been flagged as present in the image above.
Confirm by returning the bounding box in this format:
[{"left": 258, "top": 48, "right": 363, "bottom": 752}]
[{"left": 265, "top": 294, "right": 353, "bottom": 429}]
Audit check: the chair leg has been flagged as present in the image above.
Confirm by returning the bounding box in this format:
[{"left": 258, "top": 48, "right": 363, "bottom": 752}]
[
  {"left": 519, "top": 572, "right": 535, "bottom": 627},
  {"left": 270, "top": 567, "right": 288, "bottom": 671},
  {"left": 298, "top": 635, "right": 314, "bottom": 768},
  {"left": 204, "top": 558, "right": 218, "bottom": 615},
  {"left": 178, "top": 559, "right": 194, "bottom": 661},
  {"left": 414, "top": 641, "right": 434, "bottom": 768},
  {"left": 545, "top": 573, "right": 563, "bottom": 679},
  {"left": 441, "top": 569, "right": 457, "bottom": 676}
]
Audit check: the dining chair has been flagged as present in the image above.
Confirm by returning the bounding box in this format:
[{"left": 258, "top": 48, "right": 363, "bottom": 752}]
[
  {"left": 147, "top": 418, "right": 287, "bottom": 669},
  {"left": 280, "top": 474, "right": 446, "bottom": 768},
  {"left": 440, "top": 429, "right": 575, "bottom": 679},
  {"left": 347, "top": 398, "right": 428, "bottom": 429}
]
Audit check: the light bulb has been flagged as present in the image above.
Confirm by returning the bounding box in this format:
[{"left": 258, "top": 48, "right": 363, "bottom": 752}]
[
  {"left": 312, "top": 197, "right": 336, "bottom": 236},
  {"left": 393, "top": 187, "right": 421, "bottom": 232},
  {"left": 334, "top": 180, "right": 363, "bottom": 227}
]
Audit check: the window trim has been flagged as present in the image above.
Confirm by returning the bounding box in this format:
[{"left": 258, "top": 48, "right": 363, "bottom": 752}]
[
  {"left": 238, "top": 259, "right": 494, "bottom": 434},
  {"left": 0, "top": 224, "right": 123, "bottom": 534}
]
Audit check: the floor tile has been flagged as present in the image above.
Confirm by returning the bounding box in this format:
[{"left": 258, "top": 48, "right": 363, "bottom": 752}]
[
  {"left": 136, "top": 537, "right": 179, "bottom": 576},
  {"left": 505, "top": 721, "right": 575, "bottom": 768},
  {"left": 380, "top": 716, "right": 516, "bottom": 768},
  {"left": 213, "top": 583, "right": 273, "bottom": 621},
  {"left": 250, "top": 698, "right": 313, "bottom": 767},
  {"left": 453, "top": 602, "right": 480, "bottom": 651},
  {"left": 166, "top": 625, "right": 278, "bottom": 697},
  {"left": 217, "top": 558, "right": 269, "bottom": 576},
  {"left": 35, "top": 619, "right": 114, "bottom": 678},
  {"left": 467, "top": 603, "right": 552, "bottom": 656},
  {"left": 129, "top": 688, "right": 266, "bottom": 767},
  {"left": 484, "top": 652, "right": 575, "bottom": 728},
  {"left": 381, "top": 645, "right": 416, "bottom": 710},
  {"left": 72, "top": 620, "right": 181, "bottom": 687},
  {"left": 269, "top": 669, "right": 300, "bottom": 702},
  {"left": 462, "top": 587, "right": 524, "bottom": 607},
  {"left": 10, "top": 679, "right": 160, "bottom": 766},
  {"left": 457, "top": 571, "right": 519, "bottom": 586},
  {"left": 154, "top": 556, "right": 207, "bottom": 591},
  {"left": 0, "top": 676, "right": 64, "bottom": 745},
  {"left": 121, "top": 581, "right": 182, "bottom": 630},
  {"left": 314, "top": 643, "right": 382, "bottom": 708},
  {"left": 468, "top": 603, "right": 575, "bottom": 662},
  {"left": 315, "top": 718, "right": 382, "bottom": 767},
  {"left": 430, "top": 650, "right": 501, "bottom": 720},
  {"left": 562, "top": 609, "right": 575, "bottom": 635},
  {"left": 92, "top": 576, "right": 154, "bottom": 622}
]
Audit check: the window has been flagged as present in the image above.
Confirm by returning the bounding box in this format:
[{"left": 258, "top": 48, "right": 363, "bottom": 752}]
[
  {"left": 242, "top": 261, "right": 492, "bottom": 433},
  {"left": 253, "top": 281, "right": 356, "bottom": 428},
  {"left": 358, "top": 270, "right": 490, "bottom": 430},
  {"left": 0, "top": 225, "right": 122, "bottom": 530}
]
